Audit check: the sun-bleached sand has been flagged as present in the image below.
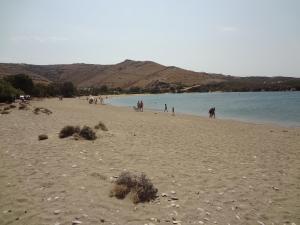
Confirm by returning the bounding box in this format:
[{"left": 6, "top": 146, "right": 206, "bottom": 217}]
[{"left": 0, "top": 98, "right": 299, "bottom": 225}]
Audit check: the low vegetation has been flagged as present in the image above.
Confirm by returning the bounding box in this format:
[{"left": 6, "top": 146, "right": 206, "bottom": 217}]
[
  {"left": 59, "top": 125, "right": 96, "bottom": 140},
  {"left": 110, "top": 172, "right": 158, "bottom": 204},
  {"left": 33, "top": 107, "right": 52, "bottom": 115},
  {"left": 94, "top": 121, "right": 108, "bottom": 131},
  {"left": 59, "top": 125, "right": 80, "bottom": 138},
  {"left": 79, "top": 126, "right": 97, "bottom": 140}
]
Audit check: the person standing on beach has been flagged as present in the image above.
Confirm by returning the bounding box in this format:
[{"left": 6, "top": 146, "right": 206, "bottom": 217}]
[
  {"left": 172, "top": 107, "right": 175, "bottom": 116},
  {"left": 141, "top": 100, "right": 144, "bottom": 112},
  {"left": 164, "top": 104, "right": 168, "bottom": 112},
  {"left": 209, "top": 107, "right": 216, "bottom": 118}
]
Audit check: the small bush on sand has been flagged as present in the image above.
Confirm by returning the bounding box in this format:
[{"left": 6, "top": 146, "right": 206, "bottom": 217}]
[
  {"left": 59, "top": 126, "right": 80, "bottom": 138},
  {"left": 38, "top": 134, "right": 48, "bottom": 140},
  {"left": 110, "top": 184, "right": 130, "bottom": 199},
  {"left": 9, "top": 104, "right": 16, "bottom": 109},
  {"left": 130, "top": 174, "right": 158, "bottom": 203},
  {"left": 79, "top": 126, "right": 96, "bottom": 140},
  {"left": 110, "top": 172, "right": 157, "bottom": 203},
  {"left": 1, "top": 110, "right": 10, "bottom": 114},
  {"left": 19, "top": 103, "right": 28, "bottom": 110},
  {"left": 94, "top": 121, "right": 108, "bottom": 131},
  {"left": 34, "top": 107, "right": 52, "bottom": 115},
  {"left": 3, "top": 106, "right": 10, "bottom": 111}
]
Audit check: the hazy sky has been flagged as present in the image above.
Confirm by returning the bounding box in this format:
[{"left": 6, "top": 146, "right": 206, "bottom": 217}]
[{"left": 0, "top": 0, "right": 299, "bottom": 77}]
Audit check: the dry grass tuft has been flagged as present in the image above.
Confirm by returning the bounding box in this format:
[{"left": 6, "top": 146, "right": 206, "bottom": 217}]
[
  {"left": 1, "top": 110, "right": 10, "bottom": 114},
  {"left": 110, "top": 172, "right": 157, "bottom": 203},
  {"left": 59, "top": 126, "right": 80, "bottom": 138},
  {"left": 38, "top": 134, "right": 48, "bottom": 140},
  {"left": 94, "top": 121, "right": 108, "bottom": 131},
  {"left": 19, "top": 103, "right": 29, "bottom": 110},
  {"left": 34, "top": 107, "right": 52, "bottom": 115},
  {"left": 79, "top": 126, "right": 96, "bottom": 140}
]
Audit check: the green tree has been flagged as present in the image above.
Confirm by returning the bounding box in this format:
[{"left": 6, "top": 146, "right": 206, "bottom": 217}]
[
  {"left": 61, "top": 82, "right": 76, "bottom": 97},
  {"left": 0, "top": 79, "right": 23, "bottom": 102},
  {"left": 4, "top": 74, "right": 34, "bottom": 95}
]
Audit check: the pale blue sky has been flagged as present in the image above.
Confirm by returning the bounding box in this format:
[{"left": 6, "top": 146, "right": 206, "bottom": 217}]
[{"left": 0, "top": 0, "right": 299, "bottom": 77}]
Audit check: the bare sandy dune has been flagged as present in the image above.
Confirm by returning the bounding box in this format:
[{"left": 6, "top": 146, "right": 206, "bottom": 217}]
[{"left": 0, "top": 98, "right": 299, "bottom": 225}]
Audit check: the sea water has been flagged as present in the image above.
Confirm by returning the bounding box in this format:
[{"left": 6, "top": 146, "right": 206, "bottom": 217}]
[{"left": 110, "top": 92, "right": 300, "bottom": 127}]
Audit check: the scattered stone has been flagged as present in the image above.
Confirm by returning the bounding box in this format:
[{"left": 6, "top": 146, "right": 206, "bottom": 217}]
[
  {"left": 161, "top": 193, "right": 168, "bottom": 197},
  {"left": 72, "top": 220, "right": 82, "bottom": 224},
  {"left": 198, "top": 221, "right": 204, "bottom": 224},
  {"left": 171, "top": 190, "right": 176, "bottom": 194},
  {"left": 235, "top": 215, "right": 241, "bottom": 220},
  {"left": 100, "top": 219, "right": 105, "bottom": 223},
  {"left": 72, "top": 164, "right": 77, "bottom": 168},
  {"left": 54, "top": 210, "right": 61, "bottom": 215},
  {"left": 204, "top": 218, "right": 209, "bottom": 221},
  {"left": 272, "top": 186, "right": 279, "bottom": 191},
  {"left": 173, "top": 221, "right": 181, "bottom": 224},
  {"left": 257, "top": 221, "right": 265, "bottom": 225},
  {"left": 216, "top": 206, "right": 222, "bottom": 211},
  {"left": 38, "top": 134, "right": 48, "bottom": 141},
  {"left": 171, "top": 196, "right": 179, "bottom": 200}
]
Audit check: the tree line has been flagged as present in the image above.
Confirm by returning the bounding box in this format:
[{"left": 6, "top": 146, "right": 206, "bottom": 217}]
[{"left": 0, "top": 74, "right": 76, "bottom": 102}]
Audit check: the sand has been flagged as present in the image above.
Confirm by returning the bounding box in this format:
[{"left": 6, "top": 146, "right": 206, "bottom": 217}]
[{"left": 0, "top": 98, "right": 299, "bottom": 225}]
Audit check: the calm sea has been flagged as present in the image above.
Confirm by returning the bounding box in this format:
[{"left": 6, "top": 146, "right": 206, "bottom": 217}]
[{"left": 109, "top": 92, "right": 300, "bottom": 127}]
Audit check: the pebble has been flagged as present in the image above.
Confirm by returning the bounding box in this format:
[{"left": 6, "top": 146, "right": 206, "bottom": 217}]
[
  {"left": 72, "top": 220, "right": 82, "bottom": 224},
  {"left": 235, "top": 214, "right": 241, "bottom": 220},
  {"left": 171, "top": 191, "right": 176, "bottom": 194},
  {"left": 272, "top": 186, "right": 279, "bottom": 191},
  {"left": 171, "top": 197, "right": 179, "bottom": 200},
  {"left": 72, "top": 165, "right": 77, "bottom": 168},
  {"left": 54, "top": 210, "right": 61, "bottom": 215},
  {"left": 257, "top": 221, "right": 265, "bottom": 225},
  {"left": 198, "top": 221, "right": 204, "bottom": 224},
  {"left": 216, "top": 206, "right": 222, "bottom": 211},
  {"left": 161, "top": 193, "right": 168, "bottom": 197},
  {"left": 173, "top": 221, "right": 181, "bottom": 224}
]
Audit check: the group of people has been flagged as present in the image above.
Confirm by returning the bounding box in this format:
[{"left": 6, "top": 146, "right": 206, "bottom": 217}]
[
  {"left": 87, "top": 95, "right": 107, "bottom": 105},
  {"left": 136, "top": 100, "right": 144, "bottom": 112},
  {"left": 164, "top": 104, "right": 175, "bottom": 116}
]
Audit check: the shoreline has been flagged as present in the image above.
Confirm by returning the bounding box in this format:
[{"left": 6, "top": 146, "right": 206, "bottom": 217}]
[{"left": 106, "top": 101, "right": 300, "bottom": 129}]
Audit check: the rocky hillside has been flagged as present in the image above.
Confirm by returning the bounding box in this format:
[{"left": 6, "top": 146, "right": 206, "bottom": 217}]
[
  {"left": 0, "top": 60, "right": 299, "bottom": 91},
  {"left": 0, "top": 60, "right": 229, "bottom": 89}
]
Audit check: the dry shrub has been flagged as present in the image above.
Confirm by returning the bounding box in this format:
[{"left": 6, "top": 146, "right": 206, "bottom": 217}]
[
  {"left": 79, "top": 126, "right": 96, "bottom": 140},
  {"left": 59, "top": 126, "right": 80, "bottom": 138},
  {"left": 38, "top": 134, "right": 48, "bottom": 140},
  {"left": 9, "top": 104, "right": 17, "bottom": 109},
  {"left": 4, "top": 106, "right": 10, "bottom": 111},
  {"left": 19, "top": 103, "right": 28, "bottom": 110},
  {"left": 110, "top": 184, "right": 130, "bottom": 199},
  {"left": 131, "top": 174, "right": 158, "bottom": 203},
  {"left": 94, "top": 121, "right": 108, "bottom": 131},
  {"left": 110, "top": 172, "right": 157, "bottom": 203},
  {"left": 1, "top": 110, "right": 10, "bottom": 114},
  {"left": 34, "top": 107, "right": 52, "bottom": 115}
]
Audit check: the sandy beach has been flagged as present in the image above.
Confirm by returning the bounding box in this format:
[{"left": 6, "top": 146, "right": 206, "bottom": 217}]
[{"left": 0, "top": 98, "right": 299, "bottom": 225}]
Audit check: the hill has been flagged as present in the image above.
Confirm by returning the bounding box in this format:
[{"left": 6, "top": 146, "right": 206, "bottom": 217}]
[{"left": 0, "top": 60, "right": 299, "bottom": 92}]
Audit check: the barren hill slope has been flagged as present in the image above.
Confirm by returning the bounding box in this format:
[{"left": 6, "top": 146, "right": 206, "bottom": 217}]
[{"left": 0, "top": 60, "right": 229, "bottom": 89}]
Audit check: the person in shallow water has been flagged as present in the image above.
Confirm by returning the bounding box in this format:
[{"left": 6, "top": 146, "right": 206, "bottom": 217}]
[
  {"left": 164, "top": 104, "right": 168, "bottom": 112},
  {"left": 209, "top": 107, "right": 216, "bottom": 118}
]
